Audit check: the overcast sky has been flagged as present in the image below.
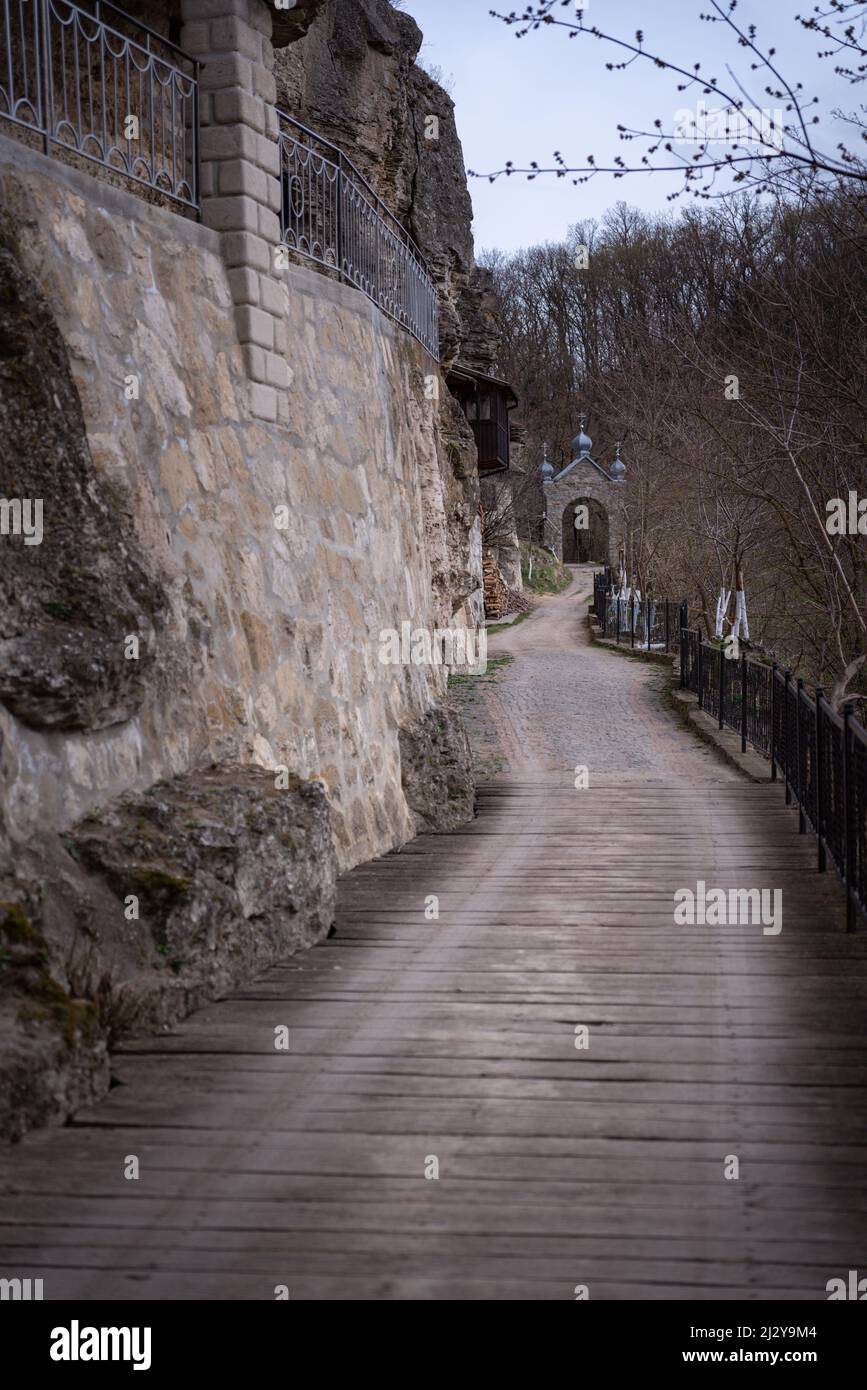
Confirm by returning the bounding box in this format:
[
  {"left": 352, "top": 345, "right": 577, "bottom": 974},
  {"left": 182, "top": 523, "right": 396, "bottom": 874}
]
[{"left": 404, "top": 0, "right": 850, "bottom": 257}]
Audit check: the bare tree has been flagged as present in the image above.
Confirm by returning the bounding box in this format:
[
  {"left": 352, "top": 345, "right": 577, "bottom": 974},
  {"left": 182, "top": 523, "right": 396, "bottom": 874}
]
[
  {"left": 477, "top": 1, "right": 867, "bottom": 201},
  {"left": 483, "top": 189, "right": 867, "bottom": 706}
]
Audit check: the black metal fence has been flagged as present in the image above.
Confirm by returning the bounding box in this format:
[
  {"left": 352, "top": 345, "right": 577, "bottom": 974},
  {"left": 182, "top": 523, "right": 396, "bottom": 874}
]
[
  {"left": 592, "top": 569, "right": 610, "bottom": 618},
  {"left": 592, "top": 570, "right": 866, "bottom": 929},
  {"left": 277, "top": 112, "right": 439, "bottom": 360},
  {"left": 680, "top": 630, "right": 867, "bottom": 931},
  {"left": 0, "top": 0, "right": 199, "bottom": 209},
  {"left": 594, "top": 581, "right": 686, "bottom": 656}
]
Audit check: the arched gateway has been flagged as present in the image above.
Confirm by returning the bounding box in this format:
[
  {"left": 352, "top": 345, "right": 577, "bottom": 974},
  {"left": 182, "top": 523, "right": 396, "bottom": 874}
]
[
  {"left": 542, "top": 425, "right": 626, "bottom": 566},
  {"left": 561, "top": 496, "right": 610, "bottom": 564}
]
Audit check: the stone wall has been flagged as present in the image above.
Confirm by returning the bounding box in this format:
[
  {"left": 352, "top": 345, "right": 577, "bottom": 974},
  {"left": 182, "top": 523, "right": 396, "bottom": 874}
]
[
  {"left": 0, "top": 138, "right": 460, "bottom": 870},
  {"left": 0, "top": 0, "right": 494, "bottom": 1138},
  {"left": 0, "top": 137, "right": 481, "bottom": 1136}
]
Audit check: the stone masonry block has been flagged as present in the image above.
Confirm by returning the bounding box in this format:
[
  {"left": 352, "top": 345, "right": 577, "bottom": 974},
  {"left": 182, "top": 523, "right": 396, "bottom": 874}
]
[
  {"left": 181, "top": 0, "right": 250, "bottom": 21},
  {"left": 253, "top": 67, "right": 277, "bottom": 104},
  {"left": 228, "top": 266, "right": 260, "bottom": 305},
  {"left": 199, "top": 162, "right": 216, "bottom": 199},
  {"left": 199, "top": 122, "right": 259, "bottom": 162},
  {"left": 264, "top": 350, "right": 289, "bottom": 390},
  {"left": 265, "top": 176, "right": 282, "bottom": 214},
  {"left": 219, "top": 159, "right": 268, "bottom": 202},
  {"left": 179, "top": 20, "right": 209, "bottom": 51},
  {"left": 199, "top": 55, "right": 253, "bottom": 93},
  {"left": 209, "top": 16, "right": 263, "bottom": 62},
  {"left": 273, "top": 318, "right": 288, "bottom": 355},
  {"left": 213, "top": 88, "right": 265, "bottom": 132},
  {"left": 244, "top": 343, "right": 267, "bottom": 382},
  {"left": 256, "top": 133, "right": 280, "bottom": 177},
  {"left": 222, "top": 231, "right": 271, "bottom": 272},
  {"left": 245, "top": 0, "right": 273, "bottom": 38},
  {"left": 259, "top": 273, "right": 287, "bottom": 317},
  {"left": 236, "top": 304, "right": 275, "bottom": 350},
  {"left": 257, "top": 206, "right": 281, "bottom": 243},
  {"left": 264, "top": 105, "right": 280, "bottom": 142},
  {"left": 203, "top": 195, "right": 260, "bottom": 232},
  {"left": 249, "top": 382, "right": 277, "bottom": 422}
]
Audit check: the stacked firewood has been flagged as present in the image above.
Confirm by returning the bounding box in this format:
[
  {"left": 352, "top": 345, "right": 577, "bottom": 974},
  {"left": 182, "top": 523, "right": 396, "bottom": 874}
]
[
  {"left": 483, "top": 553, "right": 533, "bottom": 620},
  {"left": 483, "top": 550, "right": 509, "bottom": 619}
]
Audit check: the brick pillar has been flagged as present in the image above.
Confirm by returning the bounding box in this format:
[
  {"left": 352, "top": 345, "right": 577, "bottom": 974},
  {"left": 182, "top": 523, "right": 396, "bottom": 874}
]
[{"left": 181, "top": 0, "right": 289, "bottom": 422}]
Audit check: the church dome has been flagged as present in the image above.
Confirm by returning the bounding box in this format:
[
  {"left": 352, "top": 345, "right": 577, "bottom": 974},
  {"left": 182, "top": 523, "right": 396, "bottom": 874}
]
[{"left": 571, "top": 427, "right": 592, "bottom": 459}]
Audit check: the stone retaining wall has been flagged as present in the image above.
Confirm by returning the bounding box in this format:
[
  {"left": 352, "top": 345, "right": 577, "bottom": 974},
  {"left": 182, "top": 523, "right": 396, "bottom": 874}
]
[{"left": 0, "top": 136, "right": 469, "bottom": 873}]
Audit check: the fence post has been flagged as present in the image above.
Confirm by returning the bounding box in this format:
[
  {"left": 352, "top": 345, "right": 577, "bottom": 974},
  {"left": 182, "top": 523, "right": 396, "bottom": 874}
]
[
  {"left": 630, "top": 593, "right": 635, "bottom": 649},
  {"left": 783, "top": 669, "right": 792, "bottom": 805},
  {"left": 697, "top": 639, "right": 704, "bottom": 711},
  {"left": 770, "top": 663, "right": 778, "bottom": 782},
  {"left": 815, "top": 688, "right": 826, "bottom": 873},
  {"left": 679, "top": 624, "right": 686, "bottom": 689},
  {"left": 795, "top": 678, "right": 806, "bottom": 832},
  {"left": 664, "top": 602, "right": 670, "bottom": 654},
  {"left": 616, "top": 597, "right": 621, "bottom": 645},
  {"left": 334, "top": 155, "right": 344, "bottom": 292},
  {"left": 647, "top": 599, "right": 651, "bottom": 652},
  {"left": 39, "top": 0, "right": 52, "bottom": 158},
  {"left": 740, "top": 652, "right": 748, "bottom": 753},
  {"left": 718, "top": 643, "right": 725, "bottom": 730},
  {"left": 843, "top": 702, "right": 856, "bottom": 932}
]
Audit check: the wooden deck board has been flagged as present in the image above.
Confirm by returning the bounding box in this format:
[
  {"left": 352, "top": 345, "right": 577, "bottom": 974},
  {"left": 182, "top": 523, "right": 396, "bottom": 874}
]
[{"left": 2, "top": 771, "right": 867, "bottom": 1298}]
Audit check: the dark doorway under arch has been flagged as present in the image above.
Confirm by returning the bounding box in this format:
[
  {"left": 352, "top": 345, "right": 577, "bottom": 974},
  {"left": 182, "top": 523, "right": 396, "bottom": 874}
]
[{"left": 562, "top": 497, "right": 609, "bottom": 563}]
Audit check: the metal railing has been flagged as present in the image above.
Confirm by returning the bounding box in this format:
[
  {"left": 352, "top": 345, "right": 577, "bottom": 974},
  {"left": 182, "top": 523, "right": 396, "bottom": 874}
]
[
  {"left": 277, "top": 112, "right": 439, "bottom": 359},
  {"left": 592, "top": 571, "right": 866, "bottom": 928},
  {"left": 594, "top": 581, "right": 685, "bottom": 656},
  {"left": 0, "top": 0, "right": 198, "bottom": 210},
  {"left": 680, "top": 630, "right": 867, "bottom": 931}
]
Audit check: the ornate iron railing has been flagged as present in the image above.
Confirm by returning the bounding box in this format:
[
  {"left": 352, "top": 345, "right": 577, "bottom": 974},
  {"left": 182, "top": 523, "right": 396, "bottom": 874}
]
[
  {"left": 0, "top": 0, "right": 199, "bottom": 210},
  {"left": 277, "top": 112, "right": 439, "bottom": 359},
  {"left": 679, "top": 629, "right": 867, "bottom": 930}
]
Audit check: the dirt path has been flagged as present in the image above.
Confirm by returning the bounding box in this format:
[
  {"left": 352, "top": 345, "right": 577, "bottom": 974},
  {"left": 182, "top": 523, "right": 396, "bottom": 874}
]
[{"left": 458, "top": 565, "right": 739, "bottom": 783}]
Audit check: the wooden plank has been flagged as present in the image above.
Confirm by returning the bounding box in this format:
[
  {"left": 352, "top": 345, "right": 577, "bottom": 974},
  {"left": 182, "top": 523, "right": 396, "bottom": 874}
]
[{"left": 2, "top": 575, "right": 866, "bottom": 1298}]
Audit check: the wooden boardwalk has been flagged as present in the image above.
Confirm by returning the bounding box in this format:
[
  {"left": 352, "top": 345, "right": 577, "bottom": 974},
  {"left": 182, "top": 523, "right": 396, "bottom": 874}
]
[{"left": 2, "top": 580, "right": 867, "bottom": 1299}]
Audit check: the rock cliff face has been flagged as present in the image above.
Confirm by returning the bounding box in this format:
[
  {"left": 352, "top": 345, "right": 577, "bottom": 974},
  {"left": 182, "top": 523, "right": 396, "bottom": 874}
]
[
  {"left": 0, "top": 215, "right": 166, "bottom": 734},
  {"left": 274, "top": 0, "right": 498, "bottom": 376},
  {"left": 1, "top": 767, "right": 336, "bottom": 1140},
  {"left": 65, "top": 766, "right": 337, "bottom": 1013},
  {"left": 273, "top": 0, "right": 499, "bottom": 626},
  {"left": 399, "top": 703, "right": 475, "bottom": 835}
]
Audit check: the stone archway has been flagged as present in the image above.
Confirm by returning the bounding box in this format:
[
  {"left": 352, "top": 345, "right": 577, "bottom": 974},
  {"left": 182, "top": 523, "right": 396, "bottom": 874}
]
[{"left": 561, "top": 497, "right": 610, "bottom": 564}]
